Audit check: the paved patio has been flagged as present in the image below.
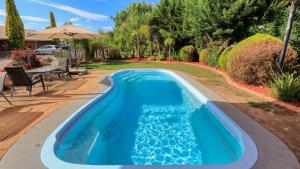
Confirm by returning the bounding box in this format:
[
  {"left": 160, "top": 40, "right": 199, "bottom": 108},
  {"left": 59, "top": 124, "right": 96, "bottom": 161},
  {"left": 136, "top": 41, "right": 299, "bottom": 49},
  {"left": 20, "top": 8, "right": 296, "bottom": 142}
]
[{"left": 0, "top": 70, "right": 113, "bottom": 159}]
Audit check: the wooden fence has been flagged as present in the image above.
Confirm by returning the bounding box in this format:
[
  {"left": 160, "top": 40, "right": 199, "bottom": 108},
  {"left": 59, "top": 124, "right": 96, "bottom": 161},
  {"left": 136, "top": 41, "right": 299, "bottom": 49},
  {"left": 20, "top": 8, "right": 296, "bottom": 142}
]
[{"left": 0, "top": 51, "right": 13, "bottom": 71}]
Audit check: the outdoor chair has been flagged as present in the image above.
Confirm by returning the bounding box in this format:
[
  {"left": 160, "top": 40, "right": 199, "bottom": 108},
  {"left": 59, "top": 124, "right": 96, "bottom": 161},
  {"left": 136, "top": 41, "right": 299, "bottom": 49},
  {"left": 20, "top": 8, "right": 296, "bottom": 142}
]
[
  {"left": 4, "top": 66, "right": 45, "bottom": 96},
  {"left": 0, "top": 72, "right": 12, "bottom": 105},
  {"left": 69, "top": 67, "right": 88, "bottom": 76},
  {"left": 56, "top": 58, "right": 71, "bottom": 79}
]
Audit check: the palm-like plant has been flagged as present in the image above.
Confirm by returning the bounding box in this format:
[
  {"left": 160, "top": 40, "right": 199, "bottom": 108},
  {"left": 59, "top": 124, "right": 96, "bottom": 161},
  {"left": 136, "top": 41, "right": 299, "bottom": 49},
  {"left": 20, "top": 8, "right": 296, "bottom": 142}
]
[
  {"left": 164, "top": 38, "right": 175, "bottom": 61},
  {"left": 269, "top": 72, "right": 300, "bottom": 101}
]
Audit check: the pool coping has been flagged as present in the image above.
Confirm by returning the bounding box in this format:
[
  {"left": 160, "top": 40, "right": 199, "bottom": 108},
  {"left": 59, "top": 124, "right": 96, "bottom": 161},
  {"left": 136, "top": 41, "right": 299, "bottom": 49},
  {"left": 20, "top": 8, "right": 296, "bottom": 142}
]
[
  {"left": 41, "top": 69, "right": 258, "bottom": 169},
  {"left": 0, "top": 69, "right": 299, "bottom": 169}
]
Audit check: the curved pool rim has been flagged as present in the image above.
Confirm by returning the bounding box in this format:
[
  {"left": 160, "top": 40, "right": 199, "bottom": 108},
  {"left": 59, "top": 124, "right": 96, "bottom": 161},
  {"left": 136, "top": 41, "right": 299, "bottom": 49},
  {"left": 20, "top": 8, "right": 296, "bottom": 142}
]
[{"left": 41, "top": 69, "right": 258, "bottom": 169}]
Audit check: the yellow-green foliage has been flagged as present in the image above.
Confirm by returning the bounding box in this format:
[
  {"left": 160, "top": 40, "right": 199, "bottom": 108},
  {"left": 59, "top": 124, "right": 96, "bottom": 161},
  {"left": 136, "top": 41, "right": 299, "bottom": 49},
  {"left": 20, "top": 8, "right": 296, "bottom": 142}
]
[
  {"left": 5, "top": 0, "right": 25, "bottom": 49},
  {"left": 218, "top": 47, "right": 232, "bottom": 70},
  {"left": 227, "top": 34, "right": 281, "bottom": 59},
  {"left": 199, "top": 49, "right": 208, "bottom": 62},
  {"left": 227, "top": 34, "right": 297, "bottom": 85},
  {"left": 180, "top": 45, "right": 196, "bottom": 62},
  {"left": 207, "top": 48, "right": 218, "bottom": 66}
]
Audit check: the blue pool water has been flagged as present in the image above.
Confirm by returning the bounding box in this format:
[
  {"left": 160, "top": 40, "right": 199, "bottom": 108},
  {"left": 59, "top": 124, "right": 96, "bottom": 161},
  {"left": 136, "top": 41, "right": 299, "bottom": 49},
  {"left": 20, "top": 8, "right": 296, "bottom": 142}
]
[{"left": 54, "top": 70, "right": 243, "bottom": 166}]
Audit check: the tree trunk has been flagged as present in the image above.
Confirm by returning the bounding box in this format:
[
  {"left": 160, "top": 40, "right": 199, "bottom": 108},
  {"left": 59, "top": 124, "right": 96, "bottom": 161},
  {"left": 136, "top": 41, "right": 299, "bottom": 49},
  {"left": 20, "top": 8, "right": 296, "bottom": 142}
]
[
  {"left": 155, "top": 37, "right": 161, "bottom": 56},
  {"left": 137, "top": 35, "right": 141, "bottom": 60},
  {"left": 279, "top": 0, "right": 298, "bottom": 70},
  {"left": 168, "top": 46, "right": 171, "bottom": 61},
  {"left": 132, "top": 44, "right": 135, "bottom": 58}
]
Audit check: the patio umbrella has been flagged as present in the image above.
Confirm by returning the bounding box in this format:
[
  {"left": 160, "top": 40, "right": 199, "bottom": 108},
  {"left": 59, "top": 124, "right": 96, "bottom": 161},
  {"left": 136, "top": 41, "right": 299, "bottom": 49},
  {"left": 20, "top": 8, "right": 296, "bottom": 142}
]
[
  {"left": 27, "top": 25, "right": 100, "bottom": 59},
  {"left": 26, "top": 24, "right": 100, "bottom": 40}
]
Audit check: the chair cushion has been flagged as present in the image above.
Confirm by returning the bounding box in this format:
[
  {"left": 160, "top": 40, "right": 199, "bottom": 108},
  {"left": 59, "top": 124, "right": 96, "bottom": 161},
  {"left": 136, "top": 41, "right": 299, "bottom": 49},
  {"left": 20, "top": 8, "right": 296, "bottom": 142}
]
[{"left": 0, "top": 72, "right": 7, "bottom": 92}]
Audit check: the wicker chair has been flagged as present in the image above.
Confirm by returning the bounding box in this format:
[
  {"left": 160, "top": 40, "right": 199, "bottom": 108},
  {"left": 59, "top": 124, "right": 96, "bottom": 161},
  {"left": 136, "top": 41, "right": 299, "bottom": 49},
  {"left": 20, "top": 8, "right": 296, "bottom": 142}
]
[
  {"left": 4, "top": 66, "right": 45, "bottom": 96},
  {"left": 0, "top": 72, "right": 12, "bottom": 105}
]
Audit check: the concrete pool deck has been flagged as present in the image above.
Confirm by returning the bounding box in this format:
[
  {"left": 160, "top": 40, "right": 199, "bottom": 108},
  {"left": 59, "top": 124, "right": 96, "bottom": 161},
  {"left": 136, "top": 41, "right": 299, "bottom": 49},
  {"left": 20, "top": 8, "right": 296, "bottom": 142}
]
[{"left": 0, "top": 70, "right": 299, "bottom": 169}]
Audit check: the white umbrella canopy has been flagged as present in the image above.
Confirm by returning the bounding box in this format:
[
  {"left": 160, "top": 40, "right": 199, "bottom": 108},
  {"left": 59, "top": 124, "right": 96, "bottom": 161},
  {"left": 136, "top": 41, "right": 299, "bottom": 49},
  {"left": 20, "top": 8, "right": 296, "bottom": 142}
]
[
  {"left": 26, "top": 24, "right": 100, "bottom": 40},
  {"left": 27, "top": 25, "right": 100, "bottom": 65}
]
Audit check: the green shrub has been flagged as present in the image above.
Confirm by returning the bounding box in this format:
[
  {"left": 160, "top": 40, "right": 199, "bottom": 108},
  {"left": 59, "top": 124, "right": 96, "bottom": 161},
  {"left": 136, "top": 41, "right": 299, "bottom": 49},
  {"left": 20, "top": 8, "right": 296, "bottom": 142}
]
[
  {"left": 218, "top": 47, "right": 232, "bottom": 70},
  {"left": 157, "top": 54, "right": 166, "bottom": 61},
  {"left": 179, "top": 45, "right": 197, "bottom": 62},
  {"left": 227, "top": 34, "right": 298, "bottom": 85},
  {"left": 172, "top": 52, "right": 179, "bottom": 61},
  {"left": 207, "top": 48, "right": 218, "bottom": 66},
  {"left": 269, "top": 73, "right": 300, "bottom": 102},
  {"left": 199, "top": 49, "right": 208, "bottom": 62},
  {"left": 108, "top": 48, "right": 122, "bottom": 60},
  {"left": 148, "top": 55, "right": 156, "bottom": 61}
]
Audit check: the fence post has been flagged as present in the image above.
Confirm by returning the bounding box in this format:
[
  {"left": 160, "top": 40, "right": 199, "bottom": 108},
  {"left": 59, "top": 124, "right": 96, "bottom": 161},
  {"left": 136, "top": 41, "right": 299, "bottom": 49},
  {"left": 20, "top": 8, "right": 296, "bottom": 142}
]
[
  {"left": 26, "top": 50, "right": 32, "bottom": 69},
  {"left": 0, "top": 51, "right": 13, "bottom": 70},
  {"left": 60, "top": 49, "right": 63, "bottom": 58}
]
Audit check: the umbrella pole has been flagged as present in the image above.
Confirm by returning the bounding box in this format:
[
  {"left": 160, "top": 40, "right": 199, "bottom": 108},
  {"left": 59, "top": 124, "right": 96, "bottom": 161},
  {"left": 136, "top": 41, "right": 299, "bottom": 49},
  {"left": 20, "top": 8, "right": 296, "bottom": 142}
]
[{"left": 73, "top": 35, "right": 77, "bottom": 60}]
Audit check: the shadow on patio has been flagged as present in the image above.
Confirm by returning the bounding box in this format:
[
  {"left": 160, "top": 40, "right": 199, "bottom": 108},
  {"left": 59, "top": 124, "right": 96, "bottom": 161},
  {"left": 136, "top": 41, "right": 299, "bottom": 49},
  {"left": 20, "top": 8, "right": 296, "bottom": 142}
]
[{"left": 0, "top": 69, "right": 112, "bottom": 159}]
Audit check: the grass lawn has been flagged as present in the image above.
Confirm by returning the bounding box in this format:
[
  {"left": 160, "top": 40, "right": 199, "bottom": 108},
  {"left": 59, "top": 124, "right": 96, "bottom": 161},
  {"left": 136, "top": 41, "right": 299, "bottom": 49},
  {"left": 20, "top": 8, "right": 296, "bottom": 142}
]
[
  {"left": 81, "top": 61, "right": 258, "bottom": 103},
  {"left": 81, "top": 61, "right": 300, "bottom": 162},
  {"left": 82, "top": 61, "right": 222, "bottom": 79}
]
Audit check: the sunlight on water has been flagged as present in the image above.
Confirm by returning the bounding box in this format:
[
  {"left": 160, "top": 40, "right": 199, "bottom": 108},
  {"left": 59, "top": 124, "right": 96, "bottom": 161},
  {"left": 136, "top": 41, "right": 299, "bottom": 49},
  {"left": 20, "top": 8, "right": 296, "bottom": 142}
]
[{"left": 132, "top": 89, "right": 203, "bottom": 165}]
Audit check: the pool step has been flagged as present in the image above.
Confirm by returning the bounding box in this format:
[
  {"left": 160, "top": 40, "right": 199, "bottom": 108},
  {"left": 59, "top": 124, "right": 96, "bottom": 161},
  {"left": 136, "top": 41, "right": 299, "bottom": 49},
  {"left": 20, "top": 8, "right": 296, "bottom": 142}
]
[
  {"left": 121, "top": 74, "right": 143, "bottom": 82},
  {"left": 60, "top": 126, "right": 100, "bottom": 163}
]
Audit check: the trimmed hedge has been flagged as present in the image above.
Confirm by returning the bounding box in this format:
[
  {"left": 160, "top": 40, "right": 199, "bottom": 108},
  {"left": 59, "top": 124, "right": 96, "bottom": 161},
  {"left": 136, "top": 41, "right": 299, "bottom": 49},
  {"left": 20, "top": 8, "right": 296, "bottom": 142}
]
[
  {"left": 227, "top": 34, "right": 298, "bottom": 85},
  {"left": 179, "top": 45, "right": 198, "bottom": 62},
  {"left": 218, "top": 47, "right": 232, "bottom": 70},
  {"left": 199, "top": 49, "right": 208, "bottom": 62}
]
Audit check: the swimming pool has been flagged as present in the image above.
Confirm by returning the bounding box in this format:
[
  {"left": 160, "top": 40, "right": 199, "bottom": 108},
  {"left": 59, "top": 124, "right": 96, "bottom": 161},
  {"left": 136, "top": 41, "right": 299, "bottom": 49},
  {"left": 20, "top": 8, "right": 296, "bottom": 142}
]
[{"left": 41, "top": 69, "right": 258, "bottom": 169}]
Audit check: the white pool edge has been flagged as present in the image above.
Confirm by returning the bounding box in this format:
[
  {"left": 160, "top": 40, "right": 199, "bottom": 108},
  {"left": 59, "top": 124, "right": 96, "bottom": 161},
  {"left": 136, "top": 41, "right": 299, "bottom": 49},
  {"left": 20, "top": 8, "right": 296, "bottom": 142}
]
[{"left": 41, "top": 69, "right": 258, "bottom": 169}]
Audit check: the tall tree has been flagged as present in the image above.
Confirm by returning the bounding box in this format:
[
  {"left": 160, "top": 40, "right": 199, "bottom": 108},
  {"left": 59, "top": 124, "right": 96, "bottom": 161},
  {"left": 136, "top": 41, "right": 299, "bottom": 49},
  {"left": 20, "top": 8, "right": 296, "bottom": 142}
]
[
  {"left": 113, "top": 2, "right": 153, "bottom": 58},
  {"left": 183, "top": 0, "right": 288, "bottom": 49},
  {"left": 136, "top": 25, "right": 151, "bottom": 60},
  {"left": 150, "top": 0, "right": 186, "bottom": 51},
  {"left": 50, "top": 11, "right": 57, "bottom": 28},
  {"left": 5, "top": 0, "right": 25, "bottom": 49},
  {"left": 279, "top": 0, "right": 298, "bottom": 69},
  {"left": 110, "top": 0, "right": 291, "bottom": 59}
]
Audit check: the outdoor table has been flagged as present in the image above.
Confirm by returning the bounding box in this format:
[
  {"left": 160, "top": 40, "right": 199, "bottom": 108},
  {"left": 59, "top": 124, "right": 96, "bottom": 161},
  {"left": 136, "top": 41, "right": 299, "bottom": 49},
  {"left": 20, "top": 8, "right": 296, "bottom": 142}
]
[
  {"left": 26, "top": 66, "right": 62, "bottom": 74},
  {"left": 26, "top": 66, "right": 62, "bottom": 89}
]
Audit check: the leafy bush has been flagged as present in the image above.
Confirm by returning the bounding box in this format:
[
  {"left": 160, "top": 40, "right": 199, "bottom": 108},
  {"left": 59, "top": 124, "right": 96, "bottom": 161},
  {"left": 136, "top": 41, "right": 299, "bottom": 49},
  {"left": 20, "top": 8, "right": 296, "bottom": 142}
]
[
  {"left": 108, "top": 48, "right": 122, "bottom": 60},
  {"left": 30, "top": 54, "right": 42, "bottom": 68},
  {"left": 179, "top": 45, "right": 198, "bottom": 62},
  {"left": 269, "top": 73, "right": 300, "bottom": 102},
  {"left": 199, "top": 49, "right": 208, "bottom": 62},
  {"left": 218, "top": 47, "right": 232, "bottom": 70},
  {"left": 148, "top": 56, "right": 157, "bottom": 61},
  {"left": 227, "top": 34, "right": 298, "bottom": 85},
  {"left": 172, "top": 52, "right": 179, "bottom": 61},
  {"left": 207, "top": 48, "right": 219, "bottom": 66},
  {"left": 10, "top": 50, "right": 41, "bottom": 69},
  {"left": 157, "top": 54, "right": 166, "bottom": 61}
]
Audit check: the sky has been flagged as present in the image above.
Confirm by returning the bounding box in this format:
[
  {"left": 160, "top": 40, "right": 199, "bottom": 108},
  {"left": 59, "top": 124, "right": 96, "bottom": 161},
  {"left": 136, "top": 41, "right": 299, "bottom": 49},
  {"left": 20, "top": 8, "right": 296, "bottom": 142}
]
[{"left": 0, "top": 0, "right": 159, "bottom": 32}]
